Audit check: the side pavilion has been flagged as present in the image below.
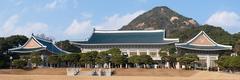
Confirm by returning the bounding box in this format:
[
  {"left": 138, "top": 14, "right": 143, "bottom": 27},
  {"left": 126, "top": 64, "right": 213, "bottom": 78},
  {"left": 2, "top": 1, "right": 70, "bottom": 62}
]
[
  {"left": 8, "top": 34, "right": 68, "bottom": 66},
  {"left": 175, "top": 31, "right": 232, "bottom": 70}
]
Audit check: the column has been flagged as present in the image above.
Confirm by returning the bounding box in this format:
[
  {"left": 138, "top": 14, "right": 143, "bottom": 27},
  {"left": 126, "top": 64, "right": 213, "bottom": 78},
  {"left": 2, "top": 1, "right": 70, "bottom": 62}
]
[
  {"left": 176, "top": 62, "right": 180, "bottom": 69},
  {"left": 137, "top": 49, "right": 140, "bottom": 55},
  {"left": 156, "top": 49, "right": 160, "bottom": 57},
  {"left": 216, "top": 54, "right": 220, "bottom": 72},
  {"left": 127, "top": 49, "right": 130, "bottom": 57},
  {"left": 206, "top": 54, "right": 210, "bottom": 70},
  {"left": 147, "top": 49, "right": 150, "bottom": 55}
]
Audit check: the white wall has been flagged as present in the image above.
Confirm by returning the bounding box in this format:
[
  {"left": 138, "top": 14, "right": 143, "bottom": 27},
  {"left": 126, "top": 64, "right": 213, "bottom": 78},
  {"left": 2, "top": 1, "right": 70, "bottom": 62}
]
[{"left": 82, "top": 47, "right": 161, "bottom": 60}]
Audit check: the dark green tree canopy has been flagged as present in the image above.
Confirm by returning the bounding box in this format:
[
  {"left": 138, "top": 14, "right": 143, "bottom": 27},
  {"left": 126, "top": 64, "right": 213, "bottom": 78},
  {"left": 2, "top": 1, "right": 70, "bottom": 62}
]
[
  {"left": 111, "top": 54, "right": 126, "bottom": 65},
  {"left": 128, "top": 55, "right": 141, "bottom": 64},
  {"left": 129, "top": 55, "right": 153, "bottom": 65},
  {"left": 96, "top": 51, "right": 110, "bottom": 64},
  {"left": 63, "top": 53, "right": 80, "bottom": 64},
  {"left": 12, "top": 59, "right": 27, "bottom": 69},
  {"left": 177, "top": 54, "right": 199, "bottom": 65},
  {"left": 0, "top": 35, "right": 28, "bottom": 53},
  {"left": 48, "top": 55, "right": 60, "bottom": 64},
  {"left": 171, "top": 25, "right": 233, "bottom": 45},
  {"left": 139, "top": 55, "right": 153, "bottom": 64},
  {"left": 55, "top": 40, "right": 81, "bottom": 53},
  {"left": 107, "top": 48, "right": 121, "bottom": 55},
  {"left": 30, "top": 53, "right": 42, "bottom": 65},
  {"left": 80, "top": 51, "right": 98, "bottom": 65},
  {"left": 216, "top": 56, "right": 240, "bottom": 70}
]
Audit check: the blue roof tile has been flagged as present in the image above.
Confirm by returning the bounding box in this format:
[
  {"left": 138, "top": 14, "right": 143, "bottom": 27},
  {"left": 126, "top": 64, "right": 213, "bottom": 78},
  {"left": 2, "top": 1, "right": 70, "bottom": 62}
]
[{"left": 75, "top": 30, "right": 178, "bottom": 44}]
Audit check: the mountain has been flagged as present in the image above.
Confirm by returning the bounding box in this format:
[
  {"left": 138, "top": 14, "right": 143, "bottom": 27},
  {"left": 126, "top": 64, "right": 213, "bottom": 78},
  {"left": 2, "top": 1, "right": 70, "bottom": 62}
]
[{"left": 120, "top": 6, "right": 199, "bottom": 37}]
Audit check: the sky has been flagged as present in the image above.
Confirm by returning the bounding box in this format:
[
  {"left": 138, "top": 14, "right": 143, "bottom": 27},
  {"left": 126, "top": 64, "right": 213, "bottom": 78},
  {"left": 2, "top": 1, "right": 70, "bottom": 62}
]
[{"left": 0, "top": 0, "right": 240, "bottom": 41}]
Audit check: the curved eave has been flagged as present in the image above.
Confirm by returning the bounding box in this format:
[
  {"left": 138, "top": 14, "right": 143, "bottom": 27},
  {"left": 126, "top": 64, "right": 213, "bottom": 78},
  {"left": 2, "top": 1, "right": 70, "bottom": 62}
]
[
  {"left": 176, "top": 45, "right": 232, "bottom": 51},
  {"left": 72, "top": 42, "right": 177, "bottom": 46},
  {"left": 9, "top": 48, "right": 46, "bottom": 53}
]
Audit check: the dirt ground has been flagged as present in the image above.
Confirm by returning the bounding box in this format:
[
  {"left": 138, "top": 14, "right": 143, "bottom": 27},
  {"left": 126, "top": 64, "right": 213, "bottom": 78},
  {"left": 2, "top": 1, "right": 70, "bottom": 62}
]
[
  {"left": 0, "top": 68, "right": 66, "bottom": 75},
  {"left": 0, "top": 73, "right": 239, "bottom": 80},
  {"left": 0, "top": 68, "right": 239, "bottom": 80},
  {"left": 114, "top": 68, "right": 196, "bottom": 77}
]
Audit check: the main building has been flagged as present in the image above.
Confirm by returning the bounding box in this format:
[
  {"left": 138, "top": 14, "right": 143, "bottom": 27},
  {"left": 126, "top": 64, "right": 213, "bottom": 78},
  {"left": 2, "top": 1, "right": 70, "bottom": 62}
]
[{"left": 71, "top": 30, "right": 179, "bottom": 60}]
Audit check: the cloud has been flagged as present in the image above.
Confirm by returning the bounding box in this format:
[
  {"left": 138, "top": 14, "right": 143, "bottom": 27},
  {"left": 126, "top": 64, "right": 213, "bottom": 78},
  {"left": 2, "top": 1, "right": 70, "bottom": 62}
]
[
  {"left": 2, "top": 14, "right": 19, "bottom": 34},
  {"left": 64, "top": 20, "right": 93, "bottom": 40},
  {"left": 1, "top": 14, "right": 49, "bottom": 37},
  {"left": 95, "top": 10, "right": 145, "bottom": 30},
  {"left": 45, "top": 0, "right": 65, "bottom": 10},
  {"left": 206, "top": 11, "right": 240, "bottom": 33},
  {"left": 14, "top": 22, "right": 48, "bottom": 35},
  {"left": 63, "top": 10, "right": 144, "bottom": 40}
]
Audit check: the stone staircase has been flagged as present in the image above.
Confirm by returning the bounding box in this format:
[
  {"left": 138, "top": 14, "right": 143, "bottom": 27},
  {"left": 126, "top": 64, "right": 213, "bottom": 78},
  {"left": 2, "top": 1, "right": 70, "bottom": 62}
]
[{"left": 66, "top": 68, "right": 112, "bottom": 76}]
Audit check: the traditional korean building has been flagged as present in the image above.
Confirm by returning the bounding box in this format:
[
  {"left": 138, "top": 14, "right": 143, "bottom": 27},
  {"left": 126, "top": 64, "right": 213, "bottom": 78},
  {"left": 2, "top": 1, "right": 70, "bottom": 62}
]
[
  {"left": 9, "top": 34, "right": 68, "bottom": 55},
  {"left": 175, "top": 31, "right": 232, "bottom": 69},
  {"left": 71, "top": 30, "right": 179, "bottom": 60}
]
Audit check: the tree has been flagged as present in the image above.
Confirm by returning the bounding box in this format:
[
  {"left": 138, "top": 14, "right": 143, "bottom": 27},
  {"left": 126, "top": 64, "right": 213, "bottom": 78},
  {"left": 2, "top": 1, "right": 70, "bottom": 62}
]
[
  {"left": 106, "top": 48, "right": 127, "bottom": 68},
  {"left": 12, "top": 59, "right": 27, "bottom": 69},
  {"left": 107, "top": 48, "right": 121, "bottom": 55},
  {"left": 80, "top": 51, "right": 98, "bottom": 68},
  {"left": 0, "top": 54, "right": 9, "bottom": 68},
  {"left": 159, "top": 51, "right": 168, "bottom": 63},
  {"left": 177, "top": 54, "right": 199, "bottom": 69},
  {"left": 96, "top": 51, "right": 110, "bottom": 68},
  {"left": 30, "top": 53, "right": 42, "bottom": 67},
  {"left": 159, "top": 45, "right": 177, "bottom": 68},
  {"left": 139, "top": 55, "right": 153, "bottom": 68},
  {"left": 233, "top": 40, "right": 240, "bottom": 55},
  {"left": 128, "top": 55, "right": 141, "bottom": 68},
  {"left": 111, "top": 54, "right": 125, "bottom": 68},
  {"left": 171, "top": 25, "right": 234, "bottom": 44},
  {"left": 128, "top": 55, "right": 154, "bottom": 68},
  {"left": 63, "top": 53, "right": 80, "bottom": 67},
  {"left": 216, "top": 56, "right": 240, "bottom": 73},
  {"left": 55, "top": 40, "right": 81, "bottom": 53},
  {"left": 48, "top": 55, "right": 61, "bottom": 67},
  {"left": 0, "top": 35, "right": 28, "bottom": 53}
]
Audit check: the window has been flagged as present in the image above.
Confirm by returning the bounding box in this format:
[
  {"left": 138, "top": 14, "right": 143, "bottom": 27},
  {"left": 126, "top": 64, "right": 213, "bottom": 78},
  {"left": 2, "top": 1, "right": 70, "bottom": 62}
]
[
  {"left": 210, "top": 60, "right": 217, "bottom": 67},
  {"left": 140, "top": 52, "right": 147, "bottom": 55},
  {"left": 209, "top": 57, "right": 217, "bottom": 67},
  {"left": 198, "top": 59, "right": 207, "bottom": 67},
  {"left": 149, "top": 52, "right": 157, "bottom": 57},
  {"left": 129, "top": 52, "right": 137, "bottom": 56}
]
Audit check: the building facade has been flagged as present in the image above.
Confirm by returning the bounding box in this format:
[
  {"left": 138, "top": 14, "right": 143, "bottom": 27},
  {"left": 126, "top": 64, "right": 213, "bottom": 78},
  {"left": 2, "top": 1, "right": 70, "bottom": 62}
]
[
  {"left": 72, "top": 30, "right": 179, "bottom": 60},
  {"left": 175, "top": 31, "right": 232, "bottom": 69}
]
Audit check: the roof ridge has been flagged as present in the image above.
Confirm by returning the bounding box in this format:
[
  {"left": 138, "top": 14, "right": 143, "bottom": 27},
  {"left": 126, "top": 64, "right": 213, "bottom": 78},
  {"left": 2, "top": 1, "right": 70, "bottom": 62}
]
[
  {"left": 94, "top": 29, "right": 165, "bottom": 33},
  {"left": 185, "top": 31, "right": 217, "bottom": 46},
  {"left": 33, "top": 35, "right": 53, "bottom": 43}
]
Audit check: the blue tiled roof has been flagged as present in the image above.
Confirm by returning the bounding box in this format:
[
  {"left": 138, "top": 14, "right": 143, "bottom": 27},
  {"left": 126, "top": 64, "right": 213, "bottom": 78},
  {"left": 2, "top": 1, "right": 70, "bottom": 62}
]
[
  {"left": 76, "top": 30, "right": 177, "bottom": 44},
  {"left": 34, "top": 36, "right": 67, "bottom": 54}
]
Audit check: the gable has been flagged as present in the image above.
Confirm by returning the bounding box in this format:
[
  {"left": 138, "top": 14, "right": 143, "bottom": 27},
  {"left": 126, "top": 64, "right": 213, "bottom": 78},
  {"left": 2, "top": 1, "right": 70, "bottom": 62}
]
[
  {"left": 23, "top": 38, "right": 42, "bottom": 48},
  {"left": 189, "top": 33, "right": 215, "bottom": 46}
]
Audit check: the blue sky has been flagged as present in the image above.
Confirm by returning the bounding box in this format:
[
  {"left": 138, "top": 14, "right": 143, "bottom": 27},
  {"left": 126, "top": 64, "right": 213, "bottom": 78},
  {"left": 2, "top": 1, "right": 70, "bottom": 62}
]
[{"left": 0, "top": 0, "right": 240, "bottom": 41}]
